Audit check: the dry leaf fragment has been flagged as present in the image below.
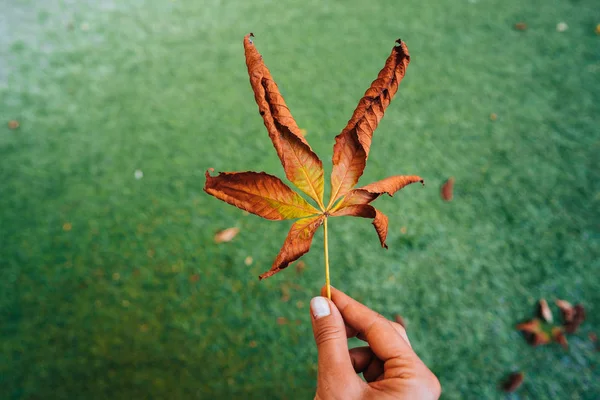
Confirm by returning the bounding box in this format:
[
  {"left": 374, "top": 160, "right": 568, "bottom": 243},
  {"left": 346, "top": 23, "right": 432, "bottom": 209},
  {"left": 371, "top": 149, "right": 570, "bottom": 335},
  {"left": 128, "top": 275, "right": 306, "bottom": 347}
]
[
  {"left": 489, "top": 113, "right": 497, "bottom": 121},
  {"left": 552, "top": 327, "right": 568, "bottom": 350},
  {"left": 516, "top": 319, "right": 551, "bottom": 346},
  {"left": 538, "top": 298, "right": 553, "bottom": 323},
  {"left": 277, "top": 316, "right": 289, "bottom": 325},
  {"left": 440, "top": 177, "right": 454, "bottom": 201},
  {"left": 295, "top": 260, "right": 306, "bottom": 275},
  {"left": 214, "top": 227, "right": 240, "bottom": 243},
  {"left": 565, "top": 304, "right": 586, "bottom": 334},
  {"left": 555, "top": 299, "right": 574, "bottom": 322},
  {"left": 205, "top": 170, "right": 318, "bottom": 220},
  {"left": 514, "top": 22, "right": 527, "bottom": 31},
  {"left": 589, "top": 332, "right": 598, "bottom": 343},
  {"left": 8, "top": 120, "right": 20, "bottom": 129},
  {"left": 249, "top": 340, "right": 258, "bottom": 348},
  {"left": 394, "top": 314, "right": 406, "bottom": 328},
  {"left": 62, "top": 222, "right": 72, "bottom": 231},
  {"left": 189, "top": 273, "right": 200, "bottom": 283},
  {"left": 244, "top": 256, "right": 253, "bottom": 266},
  {"left": 329, "top": 40, "right": 411, "bottom": 204},
  {"left": 502, "top": 372, "right": 524, "bottom": 392},
  {"left": 244, "top": 33, "right": 325, "bottom": 207}
]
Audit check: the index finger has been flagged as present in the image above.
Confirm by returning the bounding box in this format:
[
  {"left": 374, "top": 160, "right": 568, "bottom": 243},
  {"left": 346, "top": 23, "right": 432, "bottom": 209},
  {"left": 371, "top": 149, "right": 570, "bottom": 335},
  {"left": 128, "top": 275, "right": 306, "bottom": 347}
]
[{"left": 324, "top": 286, "right": 413, "bottom": 362}]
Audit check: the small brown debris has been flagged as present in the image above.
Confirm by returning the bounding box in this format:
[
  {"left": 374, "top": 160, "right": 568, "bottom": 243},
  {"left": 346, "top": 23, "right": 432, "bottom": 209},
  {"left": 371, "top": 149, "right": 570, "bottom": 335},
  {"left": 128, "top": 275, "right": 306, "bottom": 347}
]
[
  {"left": 596, "top": 24, "right": 600, "bottom": 35},
  {"left": 249, "top": 340, "right": 257, "bottom": 348},
  {"left": 564, "top": 304, "right": 585, "bottom": 334},
  {"left": 140, "top": 324, "right": 149, "bottom": 332},
  {"left": 556, "top": 299, "right": 574, "bottom": 322},
  {"left": 296, "top": 300, "right": 304, "bottom": 309},
  {"left": 8, "top": 120, "right": 20, "bottom": 129},
  {"left": 589, "top": 332, "right": 598, "bottom": 343},
  {"left": 394, "top": 314, "right": 406, "bottom": 328},
  {"left": 277, "top": 317, "right": 288, "bottom": 325},
  {"left": 552, "top": 327, "right": 568, "bottom": 350},
  {"left": 514, "top": 22, "right": 527, "bottom": 31},
  {"left": 62, "top": 222, "right": 72, "bottom": 231},
  {"left": 516, "top": 319, "right": 551, "bottom": 346},
  {"left": 440, "top": 177, "right": 454, "bottom": 201},
  {"left": 538, "top": 299, "right": 553, "bottom": 323},
  {"left": 147, "top": 249, "right": 155, "bottom": 258},
  {"left": 502, "top": 372, "right": 524, "bottom": 392},
  {"left": 280, "top": 285, "right": 291, "bottom": 302},
  {"left": 244, "top": 256, "right": 253, "bottom": 266},
  {"left": 400, "top": 226, "right": 407, "bottom": 234},
  {"left": 295, "top": 260, "right": 306, "bottom": 275},
  {"left": 189, "top": 273, "right": 200, "bottom": 283},
  {"left": 214, "top": 227, "right": 240, "bottom": 243},
  {"left": 489, "top": 113, "right": 497, "bottom": 121}
]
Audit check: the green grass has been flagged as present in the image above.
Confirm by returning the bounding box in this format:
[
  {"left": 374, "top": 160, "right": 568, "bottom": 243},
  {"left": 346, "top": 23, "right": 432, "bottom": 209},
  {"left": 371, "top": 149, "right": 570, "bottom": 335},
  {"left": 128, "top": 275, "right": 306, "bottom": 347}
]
[{"left": 1, "top": 0, "right": 599, "bottom": 398}]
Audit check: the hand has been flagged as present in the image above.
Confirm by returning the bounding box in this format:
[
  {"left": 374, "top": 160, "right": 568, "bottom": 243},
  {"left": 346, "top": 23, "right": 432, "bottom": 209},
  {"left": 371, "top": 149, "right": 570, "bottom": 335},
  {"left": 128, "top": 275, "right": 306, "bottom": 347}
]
[{"left": 310, "top": 286, "right": 441, "bottom": 400}]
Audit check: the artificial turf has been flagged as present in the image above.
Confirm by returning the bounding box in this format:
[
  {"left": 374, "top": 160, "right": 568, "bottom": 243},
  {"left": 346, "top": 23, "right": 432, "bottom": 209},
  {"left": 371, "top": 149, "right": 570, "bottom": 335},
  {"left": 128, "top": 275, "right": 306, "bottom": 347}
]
[{"left": 1, "top": 0, "right": 599, "bottom": 398}]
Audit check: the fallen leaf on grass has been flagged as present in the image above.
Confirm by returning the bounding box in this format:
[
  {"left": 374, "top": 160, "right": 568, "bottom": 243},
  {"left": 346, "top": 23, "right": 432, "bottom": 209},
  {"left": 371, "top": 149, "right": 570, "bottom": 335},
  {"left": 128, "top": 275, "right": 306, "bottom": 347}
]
[
  {"left": 538, "top": 298, "right": 553, "bottom": 323},
  {"left": 552, "top": 327, "right": 568, "bottom": 350},
  {"left": 277, "top": 317, "right": 288, "bottom": 325},
  {"left": 556, "top": 299, "right": 574, "bottom": 321},
  {"left": 189, "top": 273, "right": 200, "bottom": 283},
  {"left": 440, "top": 177, "right": 454, "bottom": 201},
  {"left": 514, "top": 22, "right": 527, "bottom": 31},
  {"left": 501, "top": 372, "right": 524, "bottom": 392},
  {"left": 7, "top": 120, "right": 20, "bottom": 129},
  {"left": 516, "top": 319, "right": 551, "bottom": 346},
  {"left": 214, "top": 227, "right": 240, "bottom": 243},
  {"left": 244, "top": 256, "right": 253, "bottom": 266},
  {"left": 556, "top": 299, "right": 586, "bottom": 333},
  {"left": 63, "top": 222, "right": 72, "bottom": 231}
]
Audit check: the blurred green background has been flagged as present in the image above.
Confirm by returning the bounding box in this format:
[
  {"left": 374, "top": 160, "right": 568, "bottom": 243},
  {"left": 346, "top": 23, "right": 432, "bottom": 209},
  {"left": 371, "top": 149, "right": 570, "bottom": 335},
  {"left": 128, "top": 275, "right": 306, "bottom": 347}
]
[{"left": 1, "top": 0, "right": 599, "bottom": 398}]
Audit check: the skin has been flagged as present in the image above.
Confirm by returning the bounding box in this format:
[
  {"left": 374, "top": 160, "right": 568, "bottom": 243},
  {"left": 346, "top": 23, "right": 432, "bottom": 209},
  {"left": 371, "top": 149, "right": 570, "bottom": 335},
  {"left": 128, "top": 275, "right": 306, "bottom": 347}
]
[{"left": 310, "top": 286, "right": 441, "bottom": 400}]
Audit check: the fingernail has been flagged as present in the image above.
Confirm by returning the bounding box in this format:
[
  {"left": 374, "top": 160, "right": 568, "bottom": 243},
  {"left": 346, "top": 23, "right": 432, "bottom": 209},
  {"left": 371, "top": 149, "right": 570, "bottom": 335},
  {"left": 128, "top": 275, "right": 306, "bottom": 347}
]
[{"left": 310, "top": 296, "right": 331, "bottom": 319}]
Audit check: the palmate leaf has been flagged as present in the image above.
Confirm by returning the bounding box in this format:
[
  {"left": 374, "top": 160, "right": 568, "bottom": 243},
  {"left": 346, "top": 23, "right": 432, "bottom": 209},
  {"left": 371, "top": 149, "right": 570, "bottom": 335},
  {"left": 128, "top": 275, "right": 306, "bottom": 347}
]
[{"left": 204, "top": 34, "right": 422, "bottom": 281}]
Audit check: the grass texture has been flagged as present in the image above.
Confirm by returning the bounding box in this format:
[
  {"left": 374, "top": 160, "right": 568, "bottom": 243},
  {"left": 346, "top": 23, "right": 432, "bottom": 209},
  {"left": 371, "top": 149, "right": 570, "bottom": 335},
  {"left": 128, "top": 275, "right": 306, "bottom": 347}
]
[{"left": 1, "top": 0, "right": 599, "bottom": 398}]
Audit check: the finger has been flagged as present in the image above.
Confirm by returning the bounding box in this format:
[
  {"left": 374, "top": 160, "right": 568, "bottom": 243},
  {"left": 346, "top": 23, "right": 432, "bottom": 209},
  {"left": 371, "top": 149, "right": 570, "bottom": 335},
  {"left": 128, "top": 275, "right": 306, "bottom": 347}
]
[
  {"left": 349, "top": 346, "right": 374, "bottom": 373},
  {"left": 309, "top": 297, "right": 356, "bottom": 379},
  {"left": 363, "top": 356, "right": 384, "bottom": 383},
  {"left": 327, "top": 286, "right": 413, "bottom": 362}
]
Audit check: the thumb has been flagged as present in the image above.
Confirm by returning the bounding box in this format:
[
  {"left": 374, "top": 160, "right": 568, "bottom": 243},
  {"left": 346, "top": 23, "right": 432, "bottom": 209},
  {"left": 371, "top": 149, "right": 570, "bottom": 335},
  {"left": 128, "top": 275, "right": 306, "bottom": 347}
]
[{"left": 310, "top": 297, "right": 356, "bottom": 380}]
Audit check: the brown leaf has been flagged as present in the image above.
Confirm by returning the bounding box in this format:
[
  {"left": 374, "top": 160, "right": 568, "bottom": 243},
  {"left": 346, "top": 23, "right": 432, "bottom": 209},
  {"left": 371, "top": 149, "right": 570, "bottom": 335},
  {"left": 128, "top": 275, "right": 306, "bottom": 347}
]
[
  {"left": 490, "top": 113, "right": 497, "bottom": 121},
  {"left": 565, "top": 304, "right": 585, "bottom": 334},
  {"left": 589, "top": 332, "right": 598, "bottom": 343},
  {"left": 516, "top": 319, "right": 551, "bottom": 346},
  {"left": 514, "top": 22, "right": 528, "bottom": 31},
  {"left": 214, "top": 227, "right": 240, "bottom": 243},
  {"left": 277, "top": 316, "right": 289, "bottom": 325},
  {"left": 329, "top": 40, "right": 411, "bottom": 204},
  {"left": 538, "top": 298, "right": 553, "bottom": 323},
  {"left": 332, "top": 175, "right": 424, "bottom": 211},
  {"left": 7, "top": 120, "right": 20, "bottom": 129},
  {"left": 331, "top": 204, "right": 389, "bottom": 248},
  {"left": 259, "top": 215, "right": 324, "bottom": 279},
  {"left": 394, "top": 314, "right": 406, "bottom": 328},
  {"left": 440, "top": 177, "right": 454, "bottom": 201},
  {"left": 204, "top": 170, "right": 319, "bottom": 220},
  {"left": 501, "top": 372, "right": 524, "bottom": 392},
  {"left": 189, "top": 273, "right": 200, "bottom": 283},
  {"left": 556, "top": 299, "right": 575, "bottom": 322},
  {"left": 552, "top": 327, "right": 568, "bottom": 350},
  {"left": 244, "top": 34, "right": 325, "bottom": 206}
]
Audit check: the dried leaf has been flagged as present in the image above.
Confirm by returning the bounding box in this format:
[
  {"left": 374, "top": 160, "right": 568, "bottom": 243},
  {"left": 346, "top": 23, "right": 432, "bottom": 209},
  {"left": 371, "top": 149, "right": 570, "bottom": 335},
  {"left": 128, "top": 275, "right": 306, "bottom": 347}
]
[
  {"left": 259, "top": 215, "right": 324, "bottom": 279},
  {"left": 189, "top": 273, "right": 200, "bottom": 283},
  {"left": 538, "top": 298, "right": 553, "bottom": 323},
  {"left": 394, "top": 314, "right": 406, "bottom": 328},
  {"left": 502, "top": 372, "right": 524, "bottom": 392},
  {"left": 277, "top": 316, "right": 289, "bottom": 325},
  {"left": 552, "top": 327, "right": 568, "bottom": 350},
  {"left": 514, "top": 22, "right": 527, "bottom": 31},
  {"left": 489, "top": 113, "right": 497, "bottom": 121},
  {"left": 329, "top": 40, "right": 411, "bottom": 204},
  {"left": 214, "top": 227, "right": 240, "bottom": 243},
  {"left": 516, "top": 319, "right": 551, "bottom": 346},
  {"left": 332, "top": 204, "right": 389, "bottom": 248},
  {"left": 440, "top": 177, "right": 454, "bottom": 201},
  {"left": 204, "top": 170, "right": 318, "bottom": 220},
  {"left": 7, "top": 120, "right": 20, "bottom": 129},
  {"left": 244, "top": 34, "right": 325, "bottom": 206},
  {"left": 564, "top": 304, "right": 585, "bottom": 334},
  {"left": 556, "top": 299, "right": 575, "bottom": 322}
]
